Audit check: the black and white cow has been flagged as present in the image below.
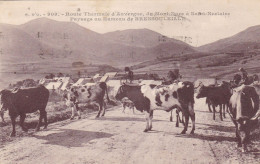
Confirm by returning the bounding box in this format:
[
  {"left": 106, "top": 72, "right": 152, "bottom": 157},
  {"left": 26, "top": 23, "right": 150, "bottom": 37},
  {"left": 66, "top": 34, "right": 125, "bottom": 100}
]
[
  {"left": 115, "top": 82, "right": 195, "bottom": 134},
  {"left": 228, "top": 85, "right": 259, "bottom": 152},
  {"left": 64, "top": 82, "right": 110, "bottom": 119}
]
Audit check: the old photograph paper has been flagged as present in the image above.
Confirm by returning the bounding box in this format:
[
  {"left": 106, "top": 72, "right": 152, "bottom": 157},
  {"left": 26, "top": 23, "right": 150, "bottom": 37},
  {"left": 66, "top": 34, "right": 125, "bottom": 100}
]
[{"left": 0, "top": 0, "right": 260, "bottom": 163}]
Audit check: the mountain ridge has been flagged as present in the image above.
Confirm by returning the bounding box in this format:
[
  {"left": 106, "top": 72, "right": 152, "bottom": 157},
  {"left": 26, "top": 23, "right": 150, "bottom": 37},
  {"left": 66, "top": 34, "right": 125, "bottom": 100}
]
[
  {"left": 198, "top": 25, "right": 260, "bottom": 52},
  {"left": 0, "top": 17, "right": 196, "bottom": 67}
]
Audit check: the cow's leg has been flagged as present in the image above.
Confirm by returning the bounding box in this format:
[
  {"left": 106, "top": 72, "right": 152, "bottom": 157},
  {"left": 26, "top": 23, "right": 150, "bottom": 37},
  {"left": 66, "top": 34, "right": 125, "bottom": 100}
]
[
  {"left": 179, "top": 111, "right": 185, "bottom": 125},
  {"left": 75, "top": 104, "right": 81, "bottom": 119},
  {"left": 0, "top": 110, "right": 5, "bottom": 123},
  {"left": 235, "top": 126, "right": 242, "bottom": 147},
  {"left": 35, "top": 112, "right": 43, "bottom": 131},
  {"left": 240, "top": 130, "right": 249, "bottom": 152},
  {"left": 223, "top": 104, "right": 226, "bottom": 118},
  {"left": 10, "top": 114, "right": 18, "bottom": 137},
  {"left": 144, "top": 111, "right": 150, "bottom": 132},
  {"left": 181, "top": 109, "right": 189, "bottom": 134},
  {"left": 132, "top": 106, "right": 135, "bottom": 114},
  {"left": 188, "top": 103, "right": 195, "bottom": 134},
  {"left": 77, "top": 110, "right": 81, "bottom": 119},
  {"left": 208, "top": 103, "right": 212, "bottom": 113},
  {"left": 219, "top": 104, "right": 223, "bottom": 121},
  {"left": 212, "top": 105, "right": 216, "bottom": 120},
  {"left": 96, "top": 103, "right": 102, "bottom": 118},
  {"left": 122, "top": 104, "right": 126, "bottom": 113},
  {"left": 19, "top": 113, "right": 28, "bottom": 132},
  {"left": 101, "top": 102, "right": 106, "bottom": 117},
  {"left": 175, "top": 110, "right": 179, "bottom": 127},
  {"left": 70, "top": 106, "right": 76, "bottom": 120},
  {"left": 181, "top": 114, "right": 189, "bottom": 134},
  {"left": 148, "top": 110, "right": 153, "bottom": 130},
  {"left": 42, "top": 111, "right": 48, "bottom": 129},
  {"left": 169, "top": 109, "right": 173, "bottom": 122}
]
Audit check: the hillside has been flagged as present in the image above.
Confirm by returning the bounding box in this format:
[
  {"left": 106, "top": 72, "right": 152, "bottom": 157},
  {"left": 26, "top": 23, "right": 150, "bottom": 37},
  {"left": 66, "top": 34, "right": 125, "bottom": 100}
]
[
  {"left": 103, "top": 28, "right": 191, "bottom": 48},
  {"left": 0, "top": 18, "right": 197, "bottom": 68},
  {"left": 198, "top": 25, "right": 260, "bottom": 52},
  {"left": 0, "top": 23, "right": 44, "bottom": 62}
]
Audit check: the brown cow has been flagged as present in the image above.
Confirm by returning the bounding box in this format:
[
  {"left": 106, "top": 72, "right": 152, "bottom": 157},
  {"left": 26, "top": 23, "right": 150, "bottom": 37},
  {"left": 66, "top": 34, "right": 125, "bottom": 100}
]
[
  {"left": 228, "top": 85, "right": 259, "bottom": 152},
  {"left": 0, "top": 85, "right": 49, "bottom": 137},
  {"left": 196, "top": 82, "right": 232, "bottom": 121}
]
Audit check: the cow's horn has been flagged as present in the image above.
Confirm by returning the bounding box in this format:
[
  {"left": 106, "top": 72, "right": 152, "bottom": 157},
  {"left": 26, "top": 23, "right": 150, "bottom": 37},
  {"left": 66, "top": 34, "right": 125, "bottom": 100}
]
[{"left": 250, "top": 110, "right": 260, "bottom": 120}]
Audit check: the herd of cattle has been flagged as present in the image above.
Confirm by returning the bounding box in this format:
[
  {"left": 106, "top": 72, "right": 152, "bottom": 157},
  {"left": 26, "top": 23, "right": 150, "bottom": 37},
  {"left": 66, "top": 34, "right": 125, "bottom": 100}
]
[{"left": 0, "top": 76, "right": 260, "bottom": 152}]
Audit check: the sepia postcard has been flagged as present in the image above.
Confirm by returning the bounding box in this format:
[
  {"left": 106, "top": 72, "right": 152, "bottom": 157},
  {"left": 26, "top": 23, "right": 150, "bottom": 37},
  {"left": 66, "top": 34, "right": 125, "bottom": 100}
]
[{"left": 0, "top": 0, "right": 260, "bottom": 164}]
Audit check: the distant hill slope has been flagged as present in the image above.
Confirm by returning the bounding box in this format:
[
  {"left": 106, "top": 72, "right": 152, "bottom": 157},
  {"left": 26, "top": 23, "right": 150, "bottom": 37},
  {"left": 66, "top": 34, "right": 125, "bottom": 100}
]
[
  {"left": 0, "top": 23, "right": 43, "bottom": 62},
  {"left": 103, "top": 28, "right": 195, "bottom": 59},
  {"left": 103, "top": 28, "right": 191, "bottom": 48},
  {"left": 198, "top": 25, "right": 260, "bottom": 52},
  {"left": 0, "top": 18, "right": 196, "bottom": 66}
]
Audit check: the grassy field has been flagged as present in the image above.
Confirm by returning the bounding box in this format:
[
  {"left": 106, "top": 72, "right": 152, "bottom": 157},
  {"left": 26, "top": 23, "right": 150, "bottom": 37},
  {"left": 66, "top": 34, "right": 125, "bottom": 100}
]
[{"left": 133, "top": 52, "right": 260, "bottom": 81}]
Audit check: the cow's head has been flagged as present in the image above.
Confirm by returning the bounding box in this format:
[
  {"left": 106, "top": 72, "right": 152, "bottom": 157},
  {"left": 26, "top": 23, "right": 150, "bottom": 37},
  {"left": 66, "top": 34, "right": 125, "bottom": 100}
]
[
  {"left": 233, "top": 74, "right": 242, "bottom": 84},
  {"left": 0, "top": 90, "right": 13, "bottom": 111},
  {"left": 196, "top": 85, "right": 207, "bottom": 98},
  {"left": 63, "top": 87, "right": 79, "bottom": 105},
  {"left": 177, "top": 81, "right": 194, "bottom": 103},
  {"left": 235, "top": 116, "right": 252, "bottom": 152},
  {"left": 115, "top": 85, "right": 128, "bottom": 101},
  {"left": 236, "top": 117, "right": 251, "bottom": 131},
  {"left": 221, "top": 81, "right": 233, "bottom": 95}
]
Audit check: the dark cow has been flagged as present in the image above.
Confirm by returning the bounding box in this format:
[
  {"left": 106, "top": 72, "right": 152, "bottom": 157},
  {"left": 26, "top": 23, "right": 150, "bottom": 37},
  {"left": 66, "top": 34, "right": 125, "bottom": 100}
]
[
  {"left": 196, "top": 83, "right": 228, "bottom": 114},
  {"left": 0, "top": 85, "right": 49, "bottom": 137},
  {"left": 228, "top": 85, "right": 259, "bottom": 152},
  {"left": 206, "top": 97, "right": 228, "bottom": 117},
  {"left": 196, "top": 82, "right": 232, "bottom": 121},
  {"left": 64, "top": 82, "right": 110, "bottom": 119},
  {"left": 115, "top": 82, "right": 195, "bottom": 134}
]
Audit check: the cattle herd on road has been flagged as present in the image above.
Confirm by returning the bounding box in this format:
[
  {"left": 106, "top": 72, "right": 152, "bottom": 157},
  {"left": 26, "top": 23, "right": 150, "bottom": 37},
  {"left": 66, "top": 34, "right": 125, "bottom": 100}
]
[{"left": 0, "top": 74, "right": 260, "bottom": 152}]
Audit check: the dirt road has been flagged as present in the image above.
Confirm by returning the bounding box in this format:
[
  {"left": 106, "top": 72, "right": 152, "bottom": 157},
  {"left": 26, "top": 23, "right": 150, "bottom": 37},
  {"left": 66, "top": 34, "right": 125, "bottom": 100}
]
[{"left": 0, "top": 98, "right": 259, "bottom": 164}]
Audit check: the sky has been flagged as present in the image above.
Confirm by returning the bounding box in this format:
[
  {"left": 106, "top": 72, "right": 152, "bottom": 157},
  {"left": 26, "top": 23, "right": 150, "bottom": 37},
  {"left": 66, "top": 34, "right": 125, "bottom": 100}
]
[{"left": 0, "top": 0, "right": 260, "bottom": 46}]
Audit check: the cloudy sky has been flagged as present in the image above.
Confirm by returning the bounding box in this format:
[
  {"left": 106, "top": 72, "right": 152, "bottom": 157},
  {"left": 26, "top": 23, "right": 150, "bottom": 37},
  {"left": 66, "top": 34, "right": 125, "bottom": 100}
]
[{"left": 1, "top": 0, "right": 260, "bottom": 46}]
